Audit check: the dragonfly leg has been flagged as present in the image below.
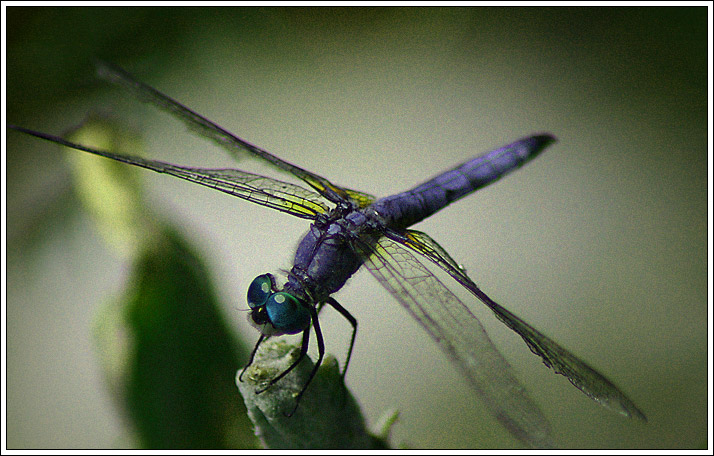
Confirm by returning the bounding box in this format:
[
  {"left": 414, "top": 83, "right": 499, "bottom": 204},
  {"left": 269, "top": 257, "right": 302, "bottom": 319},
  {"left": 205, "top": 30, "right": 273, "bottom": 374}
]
[
  {"left": 326, "top": 297, "right": 357, "bottom": 378},
  {"left": 238, "top": 333, "right": 267, "bottom": 382},
  {"left": 285, "top": 305, "right": 325, "bottom": 417},
  {"left": 255, "top": 326, "right": 311, "bottom": 395}
]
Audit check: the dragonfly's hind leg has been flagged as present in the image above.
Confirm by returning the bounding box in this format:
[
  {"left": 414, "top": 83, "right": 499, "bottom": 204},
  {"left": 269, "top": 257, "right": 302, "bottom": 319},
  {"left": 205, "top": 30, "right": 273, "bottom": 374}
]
[{"left": 326, "top": 297, "right": 357, "bottom": 378}]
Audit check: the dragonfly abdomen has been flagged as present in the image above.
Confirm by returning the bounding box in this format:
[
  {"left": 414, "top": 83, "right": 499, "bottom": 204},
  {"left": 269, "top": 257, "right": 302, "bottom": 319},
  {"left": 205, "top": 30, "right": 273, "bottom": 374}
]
[{"left": 371, "top": 134, "right": 555, "bottom": 229}]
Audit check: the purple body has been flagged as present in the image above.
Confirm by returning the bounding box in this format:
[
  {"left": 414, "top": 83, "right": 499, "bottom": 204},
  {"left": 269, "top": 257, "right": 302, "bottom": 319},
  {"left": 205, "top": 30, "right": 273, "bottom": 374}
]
[{"left": 285, "top": 135, "right": 554, "bottom": 302}]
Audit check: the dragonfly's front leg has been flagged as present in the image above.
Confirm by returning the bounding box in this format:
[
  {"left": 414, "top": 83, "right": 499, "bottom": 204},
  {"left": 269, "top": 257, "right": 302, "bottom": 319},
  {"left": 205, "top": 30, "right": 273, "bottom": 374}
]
[
  {"left": 238, "top": 333, "right": 267, "bottom": 383},
  {"left": 254, "top": 327, "right": 311, "bottom": 396},
  {"left": 286, "top": 305, "right": 325, "bottom": 417}
]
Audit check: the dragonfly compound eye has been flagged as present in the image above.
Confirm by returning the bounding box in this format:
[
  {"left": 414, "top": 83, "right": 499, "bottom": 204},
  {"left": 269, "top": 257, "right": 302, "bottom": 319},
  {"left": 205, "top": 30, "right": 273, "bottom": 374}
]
[
  {"left": 265, "top": 292, "right": 310, "bottom": 334},
  {"left": 247, "top": 274, "right": 274, "bottom": 308}
]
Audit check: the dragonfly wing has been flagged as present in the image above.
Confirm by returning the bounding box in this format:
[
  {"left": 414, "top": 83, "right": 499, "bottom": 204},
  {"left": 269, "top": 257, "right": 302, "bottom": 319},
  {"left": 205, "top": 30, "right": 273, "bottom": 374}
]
[
  {"left": 96, "top": 63, "right": 376, "bottom": 208},
  {"left": 175, "top": 167, "right": 330, "bottom": 218},
  {"left": 9, "top": 126, "right": 329, "bottom": 219},
  {"left": 356, "top": 235, "right": 554, "bottom": 448},
  {"left": 394, "top": 229, "right": 647, "bottom": 422}
]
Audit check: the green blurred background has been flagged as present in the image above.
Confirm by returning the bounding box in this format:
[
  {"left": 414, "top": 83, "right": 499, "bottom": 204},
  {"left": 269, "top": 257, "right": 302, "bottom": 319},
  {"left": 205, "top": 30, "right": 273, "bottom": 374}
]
[{"left": 5, "top": 6, "right": 708, "bottom": 449}]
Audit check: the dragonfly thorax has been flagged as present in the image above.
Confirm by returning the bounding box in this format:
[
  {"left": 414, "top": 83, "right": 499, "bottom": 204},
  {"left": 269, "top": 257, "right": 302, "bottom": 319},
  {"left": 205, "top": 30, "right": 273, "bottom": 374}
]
[{"left": 287, "top": 211, "right": 380, "bottom": 305}]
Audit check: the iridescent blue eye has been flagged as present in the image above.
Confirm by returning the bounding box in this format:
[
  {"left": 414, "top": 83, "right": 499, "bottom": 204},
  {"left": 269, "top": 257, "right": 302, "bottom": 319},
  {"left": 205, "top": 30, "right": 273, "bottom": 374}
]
[
  {"left": 265, "top": 292, "right": 310, "bottom": 335},
  {"left": 247, "top": 274, "right": 274, "bottom": 308}
]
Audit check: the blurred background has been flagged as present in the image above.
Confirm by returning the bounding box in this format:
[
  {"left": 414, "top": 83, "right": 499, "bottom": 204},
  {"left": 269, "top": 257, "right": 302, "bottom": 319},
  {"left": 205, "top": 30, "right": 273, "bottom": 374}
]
[{"left": 5, "top": 6, "right": 708, "bottom": 449}]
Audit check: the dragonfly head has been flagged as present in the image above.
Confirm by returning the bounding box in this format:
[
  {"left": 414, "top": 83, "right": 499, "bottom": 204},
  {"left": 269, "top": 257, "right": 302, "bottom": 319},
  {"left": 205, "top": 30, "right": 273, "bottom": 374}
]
[{"left": 247, "top": 273, "right": 311, "bottom": 336}]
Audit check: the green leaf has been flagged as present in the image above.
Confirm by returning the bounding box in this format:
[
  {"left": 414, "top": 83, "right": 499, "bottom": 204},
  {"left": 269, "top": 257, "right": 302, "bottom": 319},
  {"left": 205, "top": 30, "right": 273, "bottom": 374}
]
[
  {"left": 63, "top": 118, "right": 154, "bottom": 258},
  {"left": 237, "top": 337, "right": 390, "bottom": 449},
  {"left": 94, "top": 227, "right": 258, "bottom": 448}
]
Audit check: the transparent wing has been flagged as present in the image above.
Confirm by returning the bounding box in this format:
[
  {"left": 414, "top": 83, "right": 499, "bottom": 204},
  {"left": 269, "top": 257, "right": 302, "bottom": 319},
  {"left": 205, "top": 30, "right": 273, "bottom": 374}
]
[
  {"left": 96, "top": 63, "right": 376, "bottom": 208},
  {"left": 9, "top": 126, "right": 329, "bottom": 219},
  {"left": 355, "top": 235, "right": 554, "bottom": 449},
  {"left": 392, "top": 228, "right": 648, "bottom": 422}
]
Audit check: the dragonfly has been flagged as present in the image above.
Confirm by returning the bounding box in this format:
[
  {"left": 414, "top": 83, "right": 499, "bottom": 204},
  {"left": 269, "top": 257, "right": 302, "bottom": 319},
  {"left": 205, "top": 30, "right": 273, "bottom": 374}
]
[{"left": 9, "top": 63, "right": 646, "bottom": 448}]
